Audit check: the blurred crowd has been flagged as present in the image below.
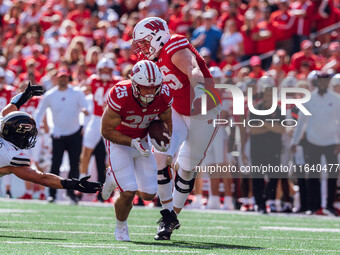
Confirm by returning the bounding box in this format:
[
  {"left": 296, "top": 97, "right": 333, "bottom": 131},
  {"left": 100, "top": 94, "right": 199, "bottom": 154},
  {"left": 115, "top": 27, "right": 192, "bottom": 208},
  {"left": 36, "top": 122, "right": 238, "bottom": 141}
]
[{"left": 0, "top": 0, "right": 340, "bottom": 215}]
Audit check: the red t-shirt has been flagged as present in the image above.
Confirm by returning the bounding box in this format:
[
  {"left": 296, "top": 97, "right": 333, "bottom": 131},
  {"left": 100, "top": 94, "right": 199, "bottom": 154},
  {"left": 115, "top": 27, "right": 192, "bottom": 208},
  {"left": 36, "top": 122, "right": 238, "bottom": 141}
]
[
  {"left": 106, "top": 80, "right": 173, "bottom": 139},
  {"left": 253, "top": 21, "right": 276, "bottom": 54},
  {"left": 290, "top": 51, "right": 318, "bottom": 71},
  {"left": 270, "top": 10, "right": 295, "bottom": 41}
]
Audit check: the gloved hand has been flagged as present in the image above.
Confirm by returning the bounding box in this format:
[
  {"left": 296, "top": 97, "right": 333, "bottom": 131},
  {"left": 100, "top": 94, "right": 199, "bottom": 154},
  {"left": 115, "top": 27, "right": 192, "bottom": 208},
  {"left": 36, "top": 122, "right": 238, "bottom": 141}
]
[
  {"left": 61, "top": 175, "right": 102, "bottom": 193},
  {"left": 131, "top": 137, "right": 150, "bottom": 157},
  {"left": 11, "top": 81, "right": 44, "bottom": 109},
  {"left": 151, "top": 138, "right": 170, "bottom": 152}
]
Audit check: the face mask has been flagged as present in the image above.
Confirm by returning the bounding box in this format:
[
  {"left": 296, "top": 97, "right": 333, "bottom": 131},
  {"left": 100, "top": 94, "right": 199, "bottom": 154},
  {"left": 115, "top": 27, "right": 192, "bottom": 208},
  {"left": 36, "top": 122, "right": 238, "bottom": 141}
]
[
  {"left": 101, "top": 74, "right": 111, "bottom": 81},
  {"left": 140, "top": 94, "right": 155, "bottom": 104}
]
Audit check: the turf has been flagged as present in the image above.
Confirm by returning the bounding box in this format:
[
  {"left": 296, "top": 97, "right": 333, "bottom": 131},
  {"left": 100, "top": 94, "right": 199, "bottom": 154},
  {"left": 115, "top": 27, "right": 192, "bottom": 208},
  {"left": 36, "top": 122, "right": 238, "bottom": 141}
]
[{"left": 0, "top": 199, "right": 339, "bottom": 254}]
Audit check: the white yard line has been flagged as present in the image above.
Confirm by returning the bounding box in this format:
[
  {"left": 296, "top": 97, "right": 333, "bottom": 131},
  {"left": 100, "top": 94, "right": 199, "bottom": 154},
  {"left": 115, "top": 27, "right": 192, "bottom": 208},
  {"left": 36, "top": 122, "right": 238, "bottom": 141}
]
[
  {"left": 0, "top": 240, "right": 338, "bottom": 253},
  {"left": 261, "top": 226, "right": 340, "bottom": 233}
]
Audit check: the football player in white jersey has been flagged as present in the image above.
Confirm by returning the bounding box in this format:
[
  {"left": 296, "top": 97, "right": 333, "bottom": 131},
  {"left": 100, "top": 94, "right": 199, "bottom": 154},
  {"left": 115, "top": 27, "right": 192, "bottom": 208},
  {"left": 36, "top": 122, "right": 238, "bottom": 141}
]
[{"left": 0, "top": 82, "right": 102, "bottom": 194}]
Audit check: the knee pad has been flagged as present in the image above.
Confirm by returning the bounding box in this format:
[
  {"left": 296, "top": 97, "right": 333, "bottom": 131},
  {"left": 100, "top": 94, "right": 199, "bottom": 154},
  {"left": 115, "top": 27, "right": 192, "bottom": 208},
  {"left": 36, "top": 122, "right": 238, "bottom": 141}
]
[
  {"left": 157, "top": 166, "right": 172, "bottom": 185},
  {"left": 174, "top": 169, "right": 196, "bottom": 193}
]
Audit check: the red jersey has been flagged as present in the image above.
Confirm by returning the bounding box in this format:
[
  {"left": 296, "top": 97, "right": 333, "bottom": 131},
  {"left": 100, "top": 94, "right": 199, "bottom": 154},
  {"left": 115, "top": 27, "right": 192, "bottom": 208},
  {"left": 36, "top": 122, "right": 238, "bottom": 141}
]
[
  {"left": 20, "top": 96, "right": 41, "bottom": 116},
  {"left": 107, "top": 80, "right": 173, "bottom": 139},
  {"left": 0, "top": 85, "right": 15, "bottom": 111},
  {"left": 88, "top": 74, "right": 122, "bottom": 117},
  {"left": 290, "top": 0, "right": 315, "bottom": 36},
  {"left": 270, "top": 10, "right": 295, "bottom": 41},
  {"left": 157, "top": 35, "right": 218, "bottom": 116},
  {"left": 290, "top": 51, "right": 319, "bottom": 71}
]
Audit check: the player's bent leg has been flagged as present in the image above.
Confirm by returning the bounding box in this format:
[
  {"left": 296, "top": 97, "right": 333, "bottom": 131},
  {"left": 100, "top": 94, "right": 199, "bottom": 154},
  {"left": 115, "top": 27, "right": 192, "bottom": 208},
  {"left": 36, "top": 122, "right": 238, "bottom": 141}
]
[
  {"left": 173, "top": 167, "right": 196, "bottom": 214},
  {"left": 114, "top": 190, "right": 135, "bottom": 242}
]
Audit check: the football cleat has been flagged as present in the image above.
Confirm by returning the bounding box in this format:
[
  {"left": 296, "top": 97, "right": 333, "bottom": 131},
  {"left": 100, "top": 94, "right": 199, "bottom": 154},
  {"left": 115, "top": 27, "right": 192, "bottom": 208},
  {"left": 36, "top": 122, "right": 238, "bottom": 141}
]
[
  {"left": 155, "top": 209, "right": 180, "bottom": 240},
  {"left": 206, "top": 196, "right": 220, "bottom": 209},
  {"left": 19, "top": 193, "right": 33, "bottom": 200},
  {"left": 102, "top": 167, "right": 117, "bottom": 201},
  {"left": 115, "top": 225, "right": 131, "bottom": 241}
]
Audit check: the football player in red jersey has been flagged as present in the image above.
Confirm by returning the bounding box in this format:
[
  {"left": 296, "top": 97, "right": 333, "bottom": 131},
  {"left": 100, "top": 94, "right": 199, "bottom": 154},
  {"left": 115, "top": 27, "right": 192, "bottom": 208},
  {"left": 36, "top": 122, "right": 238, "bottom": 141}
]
[
  {"left": 133, "top": 17, "right": 221, "bottom": 240},
  {"left": 79, "top": 58, "right": 122, "bottom": 201},
  {"left": 101, "top": 60, "right": 173, "bottom": 241}
]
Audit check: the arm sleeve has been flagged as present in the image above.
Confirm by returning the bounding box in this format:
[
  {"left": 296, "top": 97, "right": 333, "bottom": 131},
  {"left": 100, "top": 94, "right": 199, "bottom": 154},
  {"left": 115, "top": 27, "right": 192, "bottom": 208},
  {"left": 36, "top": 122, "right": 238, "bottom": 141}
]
[{"left": 10, "top": 153, "right": 30, "bottom": 167}]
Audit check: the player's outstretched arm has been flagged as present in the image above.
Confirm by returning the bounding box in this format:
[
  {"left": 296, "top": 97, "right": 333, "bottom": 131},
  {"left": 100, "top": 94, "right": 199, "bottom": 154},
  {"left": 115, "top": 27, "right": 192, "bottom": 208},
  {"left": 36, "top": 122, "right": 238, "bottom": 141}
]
[{"left": 8, "top": 166, "right": 101, "bottom": 193}]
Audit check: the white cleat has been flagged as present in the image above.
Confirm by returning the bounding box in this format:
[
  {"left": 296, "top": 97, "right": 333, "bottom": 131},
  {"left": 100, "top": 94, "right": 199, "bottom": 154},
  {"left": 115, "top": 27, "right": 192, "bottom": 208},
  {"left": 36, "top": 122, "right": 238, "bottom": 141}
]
[
  {"left": 206, "top": 195, "right": 221, "bottom": 209},
  {"left": 102, "top": 167, "right": 117, "bottom": 200},
  {"left": 115, "top": 225, "right": 131, "bottom": 241}
]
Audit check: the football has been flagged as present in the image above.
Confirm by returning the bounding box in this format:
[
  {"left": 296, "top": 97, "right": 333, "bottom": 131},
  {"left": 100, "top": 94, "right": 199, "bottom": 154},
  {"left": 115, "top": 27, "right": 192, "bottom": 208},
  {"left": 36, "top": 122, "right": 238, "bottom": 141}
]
[{"left": 148, "top": 120, "right": 170, "bottom": 151}]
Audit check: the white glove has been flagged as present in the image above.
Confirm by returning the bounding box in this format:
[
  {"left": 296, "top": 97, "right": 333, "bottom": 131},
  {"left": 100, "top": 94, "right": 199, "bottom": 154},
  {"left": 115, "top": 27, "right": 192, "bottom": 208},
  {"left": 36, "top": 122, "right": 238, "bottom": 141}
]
[
  {"left": 191, "top": 84, "right": 205, "bottom": 114},
  {"left": 131, "top": 138, "right": 150, "bottom": 157},
  {"left": 151, "top": 139, "right": 170, "bottom": 152}
]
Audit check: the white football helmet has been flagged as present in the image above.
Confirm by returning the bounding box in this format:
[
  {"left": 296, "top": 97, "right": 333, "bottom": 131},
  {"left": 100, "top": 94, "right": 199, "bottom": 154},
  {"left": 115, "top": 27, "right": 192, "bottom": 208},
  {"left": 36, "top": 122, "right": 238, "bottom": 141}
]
[
  {"left": 96, "top": 58, "right": 115, "bottom": 81},
  {"left": 133, "top": 17, "right": 171, "bottom": 60},
  {"left": 131, "top": 60, "right": 163, "bottom": 106}
]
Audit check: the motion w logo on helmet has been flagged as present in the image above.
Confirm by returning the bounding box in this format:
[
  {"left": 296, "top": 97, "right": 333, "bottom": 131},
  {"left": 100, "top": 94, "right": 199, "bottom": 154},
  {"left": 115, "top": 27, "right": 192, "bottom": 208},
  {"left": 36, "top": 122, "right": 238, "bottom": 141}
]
[{"left": 144, "top": 20, "right": 165, "bottom": 33}]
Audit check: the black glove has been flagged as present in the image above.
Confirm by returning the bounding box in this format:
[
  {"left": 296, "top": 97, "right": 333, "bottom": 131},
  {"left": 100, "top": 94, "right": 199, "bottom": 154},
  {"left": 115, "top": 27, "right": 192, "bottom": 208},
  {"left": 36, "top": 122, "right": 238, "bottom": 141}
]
[
  {"left": 61, "top": 175, "right": 102, "bottom": 193},
  {"left": 11, "top": 81, "right": 45, "bottom": 109}
]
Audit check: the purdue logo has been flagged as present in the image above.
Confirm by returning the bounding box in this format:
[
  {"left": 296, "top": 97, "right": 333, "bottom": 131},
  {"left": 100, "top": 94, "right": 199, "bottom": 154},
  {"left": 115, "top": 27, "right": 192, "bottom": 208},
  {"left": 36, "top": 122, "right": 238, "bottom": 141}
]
[{"left": 16, "top": 123, "right": 33, "bottom": 133}]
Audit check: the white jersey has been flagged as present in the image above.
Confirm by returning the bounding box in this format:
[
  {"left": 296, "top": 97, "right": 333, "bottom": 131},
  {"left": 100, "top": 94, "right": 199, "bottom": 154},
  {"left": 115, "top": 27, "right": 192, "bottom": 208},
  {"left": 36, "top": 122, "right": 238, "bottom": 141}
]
[{"left": 0, "top": 137, "right": 30, "bottom": 176}]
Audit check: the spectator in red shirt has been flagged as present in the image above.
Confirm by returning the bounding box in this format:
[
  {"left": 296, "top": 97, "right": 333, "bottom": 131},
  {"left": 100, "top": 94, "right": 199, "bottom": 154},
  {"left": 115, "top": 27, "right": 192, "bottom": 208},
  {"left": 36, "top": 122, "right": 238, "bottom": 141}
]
[
  {"left": 217, "top": 2, "right": 244, "bottom": 31},
  {"left": 25, "top": 44, "right": 48, "bottom": 77},
  {"left": 66, "top": 0, "right": 91, "bottom": 31},
  {"left": 39, "top": 2, "right": 63, "bottom": 31},
  {"left": 270, "top": 0, "right": 296, "bottom": 55},
  {"left": 252, "top": 7, "right": 276, "bottom": 69},
  {"left": 7, "top": 46, "right": 26, "bottom": 75},
  {"left": 240, "top": 9, "right": 258, "bottom": 61},
  {"left": 322, "top": 41, "right": 340, "bottom": 73},
  {"left": 267, "top": 49, "right": 291, "bottom": 86},
  {"left": 315, "top": 0, "right": 339, "bottom": 44},
  {"left": 249, "top": 56, "right": 265, "bottom": 79},
  {"left": 199, "top": 47, "right": 218, "bottom": 68},
  {"left": 17, "top": 58, "right": 42, "bottom": 85},
  {"left": 290, "top": 40, "right": 319, "bottom": 73},
  {"left": 290, "top": 0, "right": 315, "bottom": 52},
  {"left": 219, "top": 49, "right": 239, "bottom": 71}
]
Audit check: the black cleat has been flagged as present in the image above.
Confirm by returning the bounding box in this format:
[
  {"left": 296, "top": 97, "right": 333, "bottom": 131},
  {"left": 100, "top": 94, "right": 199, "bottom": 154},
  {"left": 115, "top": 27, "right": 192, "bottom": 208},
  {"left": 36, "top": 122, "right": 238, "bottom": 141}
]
[{"left": 155, "top": 209, "right": 180, "bottom": 241}]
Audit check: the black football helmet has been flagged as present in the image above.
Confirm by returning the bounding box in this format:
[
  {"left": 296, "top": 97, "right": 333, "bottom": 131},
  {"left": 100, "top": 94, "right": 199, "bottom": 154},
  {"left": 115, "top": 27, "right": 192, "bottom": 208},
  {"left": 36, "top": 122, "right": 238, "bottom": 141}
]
[{"left": 0, "top": 111, "right": 38, "bottom": 149}]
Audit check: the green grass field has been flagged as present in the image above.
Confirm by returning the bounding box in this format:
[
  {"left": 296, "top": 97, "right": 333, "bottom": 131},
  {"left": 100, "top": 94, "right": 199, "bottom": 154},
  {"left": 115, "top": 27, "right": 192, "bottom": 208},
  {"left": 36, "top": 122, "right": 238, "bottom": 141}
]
[{"left": 0, "top": 198, "right": 340, "bottom": 254}]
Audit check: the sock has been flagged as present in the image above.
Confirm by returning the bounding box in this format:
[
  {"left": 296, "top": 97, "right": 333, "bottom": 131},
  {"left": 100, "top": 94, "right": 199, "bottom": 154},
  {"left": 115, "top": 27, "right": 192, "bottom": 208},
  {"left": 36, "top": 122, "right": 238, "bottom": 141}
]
[
  {"left": 195, "top": 194, "right": 202, "bottom": 203},
  {"left": 79, "top": 173, "right": 87, "bottom": 179},
  {"left": 162, "top": 201, "right": 173, "bottom": 211},
  {"left": 116, "top": 219, "right": 127, "bottom": 228}
]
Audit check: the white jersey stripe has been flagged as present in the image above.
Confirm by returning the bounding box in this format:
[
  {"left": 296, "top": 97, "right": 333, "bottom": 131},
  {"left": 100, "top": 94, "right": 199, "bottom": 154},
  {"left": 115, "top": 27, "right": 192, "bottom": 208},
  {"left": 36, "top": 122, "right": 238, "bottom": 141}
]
[
  {"left": 107, "top": 101, "right": 120, "bottom": 111},
  {"left": 164, "top": 38, "right": 187, "bottom": 51},
  {"left": 108, "top": 97, "right": 121, "bottom": 109},
  {"left": 166, "top": 42, "right": 189, "bottom": 54}
]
